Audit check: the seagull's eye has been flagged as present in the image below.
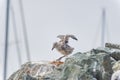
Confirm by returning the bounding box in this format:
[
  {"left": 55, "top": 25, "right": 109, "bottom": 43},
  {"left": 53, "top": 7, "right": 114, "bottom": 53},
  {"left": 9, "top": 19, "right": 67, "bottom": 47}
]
[{"left": 65, "top": 41, "right": 68, "bottom": 43}]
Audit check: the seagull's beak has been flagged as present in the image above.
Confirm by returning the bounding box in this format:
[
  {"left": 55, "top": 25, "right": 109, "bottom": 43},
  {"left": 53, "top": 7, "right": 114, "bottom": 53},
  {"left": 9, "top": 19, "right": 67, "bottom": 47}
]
[{"left": 52, "top": 47, "right": 54, "bottom": 50}]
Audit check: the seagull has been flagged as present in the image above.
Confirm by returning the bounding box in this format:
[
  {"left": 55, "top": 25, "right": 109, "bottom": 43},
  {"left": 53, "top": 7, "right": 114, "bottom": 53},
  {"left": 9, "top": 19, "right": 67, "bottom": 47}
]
[{"left": 52, "top": 35, "right": 77, "bottom": 61}]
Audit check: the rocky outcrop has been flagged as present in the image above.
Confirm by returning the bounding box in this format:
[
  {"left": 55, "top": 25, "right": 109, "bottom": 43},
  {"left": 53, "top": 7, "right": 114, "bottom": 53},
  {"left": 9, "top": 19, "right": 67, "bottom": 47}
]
[
  {"left": 8, "top": 47, "right": 120, "bottom": 80},
  {"left": 111, "top": 61, "right": 120, "bottom": 80}
]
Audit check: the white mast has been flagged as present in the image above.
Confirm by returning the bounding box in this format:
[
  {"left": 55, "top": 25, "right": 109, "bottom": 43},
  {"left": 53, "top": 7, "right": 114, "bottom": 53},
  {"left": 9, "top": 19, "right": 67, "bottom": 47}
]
[
  {"left": 3, "top": 0, "right": 10, "bottom": 79},
  {"left": 101, "top": 8, "right": 106, "bottom": 47}
]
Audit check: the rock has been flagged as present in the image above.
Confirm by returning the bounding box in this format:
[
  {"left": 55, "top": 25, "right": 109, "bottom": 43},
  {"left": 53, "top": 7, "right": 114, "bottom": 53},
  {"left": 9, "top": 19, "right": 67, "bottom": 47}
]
[
  {"left": 111, "top": 70, "right": 120, "bottom": 80},
  {"left": 8, "top": 47, "right": 120, "bottom": 80},
  {"left": 112, "top": 60, "right": 120, "bottom": 72},
  {"left": 8, "top": 61, "right": 56, "bottom": 80},
  {"left": 111, "top": 60, "right": 120, "bottom": 80}
]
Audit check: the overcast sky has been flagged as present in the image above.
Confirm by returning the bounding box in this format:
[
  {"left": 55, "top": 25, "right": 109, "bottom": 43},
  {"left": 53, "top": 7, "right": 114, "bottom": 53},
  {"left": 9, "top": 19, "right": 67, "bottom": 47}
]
[{"left": 0, "top": 0, "right": 120, "bottom": 79}]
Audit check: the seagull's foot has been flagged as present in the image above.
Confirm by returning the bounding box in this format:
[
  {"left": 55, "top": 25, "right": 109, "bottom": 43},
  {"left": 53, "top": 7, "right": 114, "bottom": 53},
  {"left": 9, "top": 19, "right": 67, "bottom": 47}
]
[
  {"left": 50, "top": 60, "right": 64, "bottom": 66},
  {"left": 56, "top": 58, "right": 62, "bottom": 61},
  {"left": 56, "top": 55, "right": 66, "bottom": 61},
  {"left": 50, "top": 56, "right": 65, "bottom": 66}
]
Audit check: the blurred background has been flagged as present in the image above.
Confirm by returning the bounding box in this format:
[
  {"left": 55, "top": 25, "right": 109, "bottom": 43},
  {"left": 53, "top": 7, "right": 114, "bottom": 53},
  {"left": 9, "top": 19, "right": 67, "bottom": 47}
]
[{"left": 0, "top": 0, "right": 120, "bottom": 79}]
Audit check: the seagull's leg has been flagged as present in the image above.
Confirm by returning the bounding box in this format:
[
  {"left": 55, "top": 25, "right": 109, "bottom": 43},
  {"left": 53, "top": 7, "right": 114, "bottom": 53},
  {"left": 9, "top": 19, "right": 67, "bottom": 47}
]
[{"left": 56, "top": 55, "right": 66, "bottom": 61}]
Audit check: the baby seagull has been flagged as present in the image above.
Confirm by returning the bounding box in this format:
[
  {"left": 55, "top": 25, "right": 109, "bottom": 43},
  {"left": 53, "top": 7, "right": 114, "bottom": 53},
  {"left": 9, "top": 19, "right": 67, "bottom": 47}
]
[{"left": 52, "top": 34, "right": 78, "bottom": 61}]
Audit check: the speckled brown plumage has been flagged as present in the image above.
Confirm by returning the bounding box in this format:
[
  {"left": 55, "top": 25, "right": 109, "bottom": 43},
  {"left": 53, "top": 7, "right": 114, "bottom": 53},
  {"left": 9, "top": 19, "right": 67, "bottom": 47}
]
[{"left": 52, "top": 34, "right": 77, "bottom": 61}]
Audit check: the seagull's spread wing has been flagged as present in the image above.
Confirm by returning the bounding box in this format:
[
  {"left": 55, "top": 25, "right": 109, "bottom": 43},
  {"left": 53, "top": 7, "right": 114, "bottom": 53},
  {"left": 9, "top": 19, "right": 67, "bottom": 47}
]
[
  {"left": 67, "top": 35, "right": 78, "bottom": 41},
  {"left": 57, "top": 35, "right": 65, "bottom": 39},
  {"left": 57, "top": 34, "right": 78, "bottom": 44}
]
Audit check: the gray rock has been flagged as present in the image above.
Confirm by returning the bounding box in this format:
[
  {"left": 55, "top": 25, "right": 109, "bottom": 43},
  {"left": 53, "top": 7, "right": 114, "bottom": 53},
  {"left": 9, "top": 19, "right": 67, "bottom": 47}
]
[
  {"left": 111, "top": 70, "right": 120, "bottom": 80},
  {"left": 8, "top": 48, "right": 120, "bottom": 80}
]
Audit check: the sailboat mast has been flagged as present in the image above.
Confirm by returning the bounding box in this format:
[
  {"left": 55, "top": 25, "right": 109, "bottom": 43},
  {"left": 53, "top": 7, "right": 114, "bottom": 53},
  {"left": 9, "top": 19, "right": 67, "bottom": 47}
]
[
  {"left": 101, "top": 8, "right": 106, "bottom": 47},
  {"left": 3, "top": 0, "right": 10, "bottom": 79}
]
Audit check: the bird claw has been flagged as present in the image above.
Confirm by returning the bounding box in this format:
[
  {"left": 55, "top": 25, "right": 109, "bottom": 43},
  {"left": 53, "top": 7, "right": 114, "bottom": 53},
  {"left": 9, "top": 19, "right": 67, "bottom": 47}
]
[
  {"left": 50, "top": 60, "right": 64, "bottom": 66},
  {"left": 56, "top": 55, "right": 65, "bottom": 61},
  {"left": 56, "top": 58, "right": 62, "bottom": 61}
]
